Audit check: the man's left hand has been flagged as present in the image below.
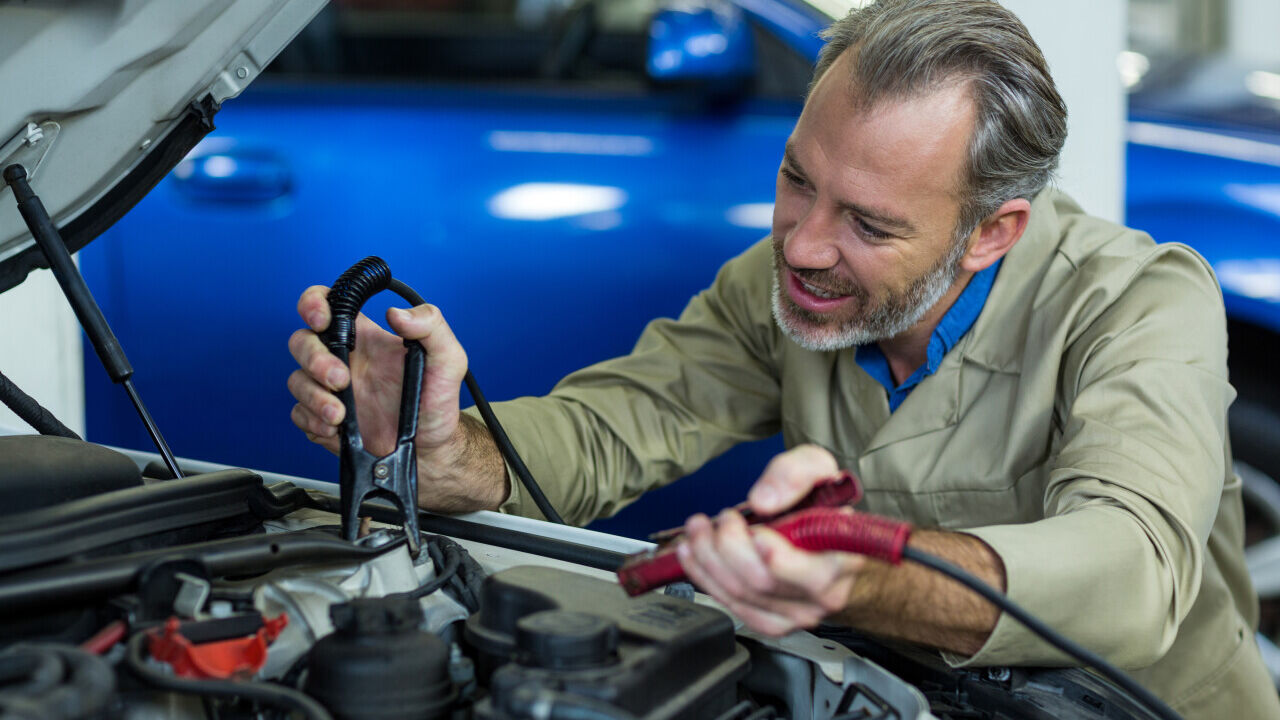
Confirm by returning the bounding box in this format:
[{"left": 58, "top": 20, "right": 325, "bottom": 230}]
[{"left": 678, "top": 509, "right": 866, "bottom": 635}]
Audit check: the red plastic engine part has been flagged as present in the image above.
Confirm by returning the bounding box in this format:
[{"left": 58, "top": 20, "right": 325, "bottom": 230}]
[
  {"left": 81, "top": 619, "right": 128, "bottom": 655},
  {"left": 147, "top": 614, "right": 288, "bottom": 679}
]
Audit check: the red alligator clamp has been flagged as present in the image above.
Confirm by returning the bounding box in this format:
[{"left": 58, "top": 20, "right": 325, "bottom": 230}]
[
  {"left": 645, "top": 470, "right": 865, "bottom": 545},
  {"left": 616, "top": 471, "right": 913, "bottom": 596}
]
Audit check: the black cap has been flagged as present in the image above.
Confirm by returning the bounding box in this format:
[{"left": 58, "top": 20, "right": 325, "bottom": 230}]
[{"left": 516, "top": 610, "right": 618, "bottom": 670}]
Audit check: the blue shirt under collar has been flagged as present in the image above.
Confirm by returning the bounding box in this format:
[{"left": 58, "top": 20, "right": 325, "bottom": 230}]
[{"left": 855, "top": 260, "right": 1002, "bottom": 412}]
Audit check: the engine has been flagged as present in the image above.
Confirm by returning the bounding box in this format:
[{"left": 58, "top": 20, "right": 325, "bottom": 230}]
[{"left": 0, "top": 438, "right": 1153, "bottom": 720}]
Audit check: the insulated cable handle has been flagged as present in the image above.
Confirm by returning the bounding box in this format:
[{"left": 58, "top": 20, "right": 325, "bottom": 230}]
[
  {"left": 321, "top": 256, "right": 393, "bottom": 359},
  {"left": 617, "top": 508, "right": 913, "bottom": 596}
]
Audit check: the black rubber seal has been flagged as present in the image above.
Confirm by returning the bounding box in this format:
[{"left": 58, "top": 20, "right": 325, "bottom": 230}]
[{"left": 0, "top": 96, "right": 218, "bottom": 294}]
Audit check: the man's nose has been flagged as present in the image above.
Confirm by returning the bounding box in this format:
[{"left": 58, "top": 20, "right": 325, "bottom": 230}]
[{"left": 784, "top": 204, "right": 840, "bottom": 270}]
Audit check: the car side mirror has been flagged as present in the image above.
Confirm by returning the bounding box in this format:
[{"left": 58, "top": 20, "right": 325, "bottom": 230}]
[{"left": 646, "top": 0, "right": 755, "bottom": 88}]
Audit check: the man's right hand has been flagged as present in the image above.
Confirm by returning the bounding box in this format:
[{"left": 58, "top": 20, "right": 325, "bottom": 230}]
[{"left": 287, "top": 285, "right": 509, "bottom": 512}]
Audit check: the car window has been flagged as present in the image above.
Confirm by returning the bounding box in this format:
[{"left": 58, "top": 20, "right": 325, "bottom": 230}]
[
  {"left": 269, "top": 0, "right": 811, "bottom": 100},
  {"left": 270, "top": 0, "right": 659, "bottom": 86}
]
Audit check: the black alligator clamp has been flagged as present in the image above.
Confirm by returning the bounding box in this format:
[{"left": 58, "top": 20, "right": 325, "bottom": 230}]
[{"left": 321, "top": 257, "right": 425, "bottom": 557}]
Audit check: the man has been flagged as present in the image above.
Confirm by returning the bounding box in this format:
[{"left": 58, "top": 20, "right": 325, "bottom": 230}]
[{"left": 287, "top": 0, "right": 1278, "bottom": 715}]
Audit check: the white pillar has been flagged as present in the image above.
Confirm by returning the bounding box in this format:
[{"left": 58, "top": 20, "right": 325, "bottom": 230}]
[
  {"left": 1003, "top": 0, "right": 1128, "bottom": 224},
  {"left": 0, "top": 267, "right": 85, "bottom": 436},
  {"left": 1229, "top": 0, "right": 1280, "bottom": 66}
]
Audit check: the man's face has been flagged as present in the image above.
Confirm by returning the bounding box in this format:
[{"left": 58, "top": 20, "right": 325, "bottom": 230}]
[{"left": 771, "top": 51, "right": 978, "bottom": 351}]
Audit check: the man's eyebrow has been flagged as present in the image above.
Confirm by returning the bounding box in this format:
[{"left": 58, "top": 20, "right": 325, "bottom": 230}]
[{"left": 782, "top": 144, "right": 918, "bottom": 235}]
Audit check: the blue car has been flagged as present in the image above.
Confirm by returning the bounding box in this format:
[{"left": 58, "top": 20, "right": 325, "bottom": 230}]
[{"left": 80, "top": 0, "right": 1280, "bottom": 542}]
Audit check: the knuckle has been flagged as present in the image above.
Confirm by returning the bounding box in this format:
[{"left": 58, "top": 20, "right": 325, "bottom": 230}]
[
  {"left": 417, "top": 303, "right": 440, "bottom": 322},
  {"left": 747, "top": 574, "right": 776, "bottom": 595},
  {"left": 308, "top": 381, "right": 334, "bottom": 409},
  {"left": 288, "top": 329, "right": 310, "bottom": 356}
]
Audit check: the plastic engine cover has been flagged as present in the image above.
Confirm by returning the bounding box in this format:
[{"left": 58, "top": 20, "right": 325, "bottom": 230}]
[{"left": 466, "top": 566, "right": 750, "bottom": 720}]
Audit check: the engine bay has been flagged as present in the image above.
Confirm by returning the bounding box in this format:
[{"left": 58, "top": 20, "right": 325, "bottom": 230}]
[{"left": 0, "top": 437, "right": 1162, "bottom": 720}]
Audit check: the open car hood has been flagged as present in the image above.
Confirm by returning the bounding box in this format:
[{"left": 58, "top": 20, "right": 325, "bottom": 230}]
[{"left": 0, "top": 0, "right": 326, "bottom": 294}]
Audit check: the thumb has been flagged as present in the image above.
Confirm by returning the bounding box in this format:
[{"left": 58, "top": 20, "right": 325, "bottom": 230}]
[{"left": 748, "top": 444, "right": 840, "bottom": 514}]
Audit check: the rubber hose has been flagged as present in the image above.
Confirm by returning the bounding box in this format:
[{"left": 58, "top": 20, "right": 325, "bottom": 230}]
[{"left": 322, "top": 256, "right": 391, "bottom": 354}]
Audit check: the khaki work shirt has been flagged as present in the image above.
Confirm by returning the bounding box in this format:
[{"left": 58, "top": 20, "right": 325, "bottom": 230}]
[{"left": 479, "top": 190, "right": 1279, "bottom": 717}]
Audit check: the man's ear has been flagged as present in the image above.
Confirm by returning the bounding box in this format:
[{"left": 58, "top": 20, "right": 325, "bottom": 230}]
[{"left": 961, "top": 197, "right": 1031, "bottom": 273}]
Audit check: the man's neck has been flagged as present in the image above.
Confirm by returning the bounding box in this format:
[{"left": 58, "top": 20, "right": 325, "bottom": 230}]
[{"left": 876, "top": 271, "right": 974, "bottom": 385}]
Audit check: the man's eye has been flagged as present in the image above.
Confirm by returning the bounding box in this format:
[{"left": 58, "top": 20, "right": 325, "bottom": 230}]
[
  {"left": 781, "top": 168, "right": 809, "bottom": 190},
  {"left": 856, "top": 217, "right": 891, "bottom": 240}
]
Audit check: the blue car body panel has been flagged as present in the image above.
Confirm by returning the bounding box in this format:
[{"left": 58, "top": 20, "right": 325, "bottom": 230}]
[
  {"left": 79, "top": 0, "right": 1280, "bottom": 538},
  {"left": 81, "top": 81, "right": 800, "bottom": 537},
  {"left": 1126, "top": 117, "right": 1280, "bottom": 334}
]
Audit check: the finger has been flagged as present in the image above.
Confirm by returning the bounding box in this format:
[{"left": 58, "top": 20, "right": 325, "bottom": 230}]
[
  {"left": 676, "top": 522, "right": 738, "bottom": 603},
  {"left": 681, "top": 513, "right": 753, "bottom": 600},
  {"left": 291, "top": 403, "right": 340, "bottom": 454},
  {"left": 288, "top": 328, "right": 349, "bottom": 392},
  {"left": 709, "top": 510, "right": 775, "bottom": 595},
  {"left": 717, "top": 594, "right": 802, "bottom": 636},
  {"left": 386, "top": 304, "right": 468, "bottom": 446},
  {"left": 755, "top": 528, "right": 863, "bottom": 614},
  {"left": 297, "top": 286, "right": 332, "bottom": 332},
  {"left": 748, "top": 444, "right": 840, "bottom": 514},
  {"left": 287, "top": 369, "right": 345, "bottom": 425},
  {"left": 678, "top": 521, "right": 823, "bottom": 634}
]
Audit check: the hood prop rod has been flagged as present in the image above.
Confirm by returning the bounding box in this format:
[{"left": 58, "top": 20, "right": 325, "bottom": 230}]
[{"left": 4, "top": 164, "right": 182, "bottom": 480}]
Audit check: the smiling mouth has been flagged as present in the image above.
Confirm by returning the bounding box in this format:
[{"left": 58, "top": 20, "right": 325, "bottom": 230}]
[{"left": 799, "top": 279, "right": 846, "bottom": 299}]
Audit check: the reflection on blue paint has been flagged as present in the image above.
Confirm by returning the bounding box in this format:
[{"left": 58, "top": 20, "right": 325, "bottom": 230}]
[
  {"left": 1217, "top": 259, "right": 1280, "bottom": 303},
  {"left": 488, "top": 183, "right": 628, "bottom": 221}
]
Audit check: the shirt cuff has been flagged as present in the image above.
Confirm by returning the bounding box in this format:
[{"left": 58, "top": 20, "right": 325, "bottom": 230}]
[{"left": 940, "top": 506, "right": 1172, "bottom": 669}]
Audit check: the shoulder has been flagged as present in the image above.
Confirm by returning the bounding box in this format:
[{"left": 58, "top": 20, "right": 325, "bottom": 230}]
[
  {"left": 1034, "top": 191, "right": 1226, "bottom": 371},
  {"left": 1047, "top": 190, "right": 1217, "bottom": 297},
  {"left": 1026, "top": 191, "right": 1222, "bottom": 329}
]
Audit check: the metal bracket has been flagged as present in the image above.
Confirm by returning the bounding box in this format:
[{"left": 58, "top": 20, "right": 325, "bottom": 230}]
[
  {"left": 202, "top": 51, "right": 261, "bottom": 104},
  {"left": 173, "top": 571, "right": 212, "bottom": 619},
  {"left": 0, "top": 121, "right": 60, "bottom": 184}
]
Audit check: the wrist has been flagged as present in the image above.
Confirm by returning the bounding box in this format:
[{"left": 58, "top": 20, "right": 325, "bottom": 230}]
[{"left": 416, "top": 413, "right": 509, "bottom": 512}]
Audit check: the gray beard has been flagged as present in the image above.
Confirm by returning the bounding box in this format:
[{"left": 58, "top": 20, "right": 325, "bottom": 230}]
[{"left": 770, "top": 237, "right": 968, "bottom": 352}]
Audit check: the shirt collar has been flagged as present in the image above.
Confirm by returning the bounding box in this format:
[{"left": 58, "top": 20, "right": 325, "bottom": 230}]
[
  {"left": 855, "top": 259, "right": 1003, "bottom": 410},
  {"left": 928, "top": 257, "right": 1002, "bottom": 372}
]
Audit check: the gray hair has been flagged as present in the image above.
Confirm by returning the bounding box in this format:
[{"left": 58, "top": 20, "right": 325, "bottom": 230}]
[{"left": 814, "top": 0, "right": 1068, "bottom": 239}]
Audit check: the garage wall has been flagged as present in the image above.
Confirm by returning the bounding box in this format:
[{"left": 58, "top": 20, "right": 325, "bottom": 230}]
[{"left": 0, "top": 267, "right": 85, "bottom": 436}]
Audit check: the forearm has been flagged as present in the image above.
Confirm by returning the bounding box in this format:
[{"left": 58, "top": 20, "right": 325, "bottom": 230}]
[
  {"left": 416, "top": 412, "right": 510, "bottom": 513},
  {"left": 835, "top": 530, "right": 1005, "bottom": 656}
]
